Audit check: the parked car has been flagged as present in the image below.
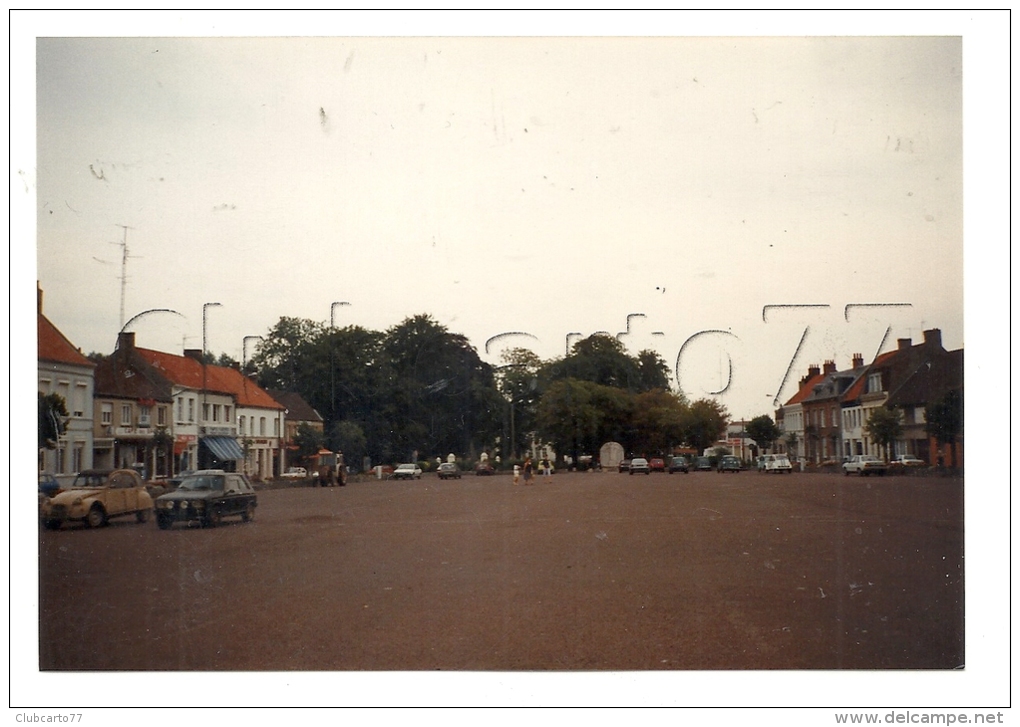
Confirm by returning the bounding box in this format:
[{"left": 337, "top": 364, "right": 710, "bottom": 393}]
[
  {"left": 437, "top": 462, "right": 462, "bottom": 480},
  {"left": 280, "top": 466, "right": 308, "bottom": 479},
  {"left": 618, "top": 459, "right": 632, "bottom": 473},
  {"left": 842, "top": 455, "right": 887, "bottom": 477},
  {"left": 628, "top": 457, "right": 651, "bottom": 475},
  {"left": 475, "top": 462, "right": 495, "bottom": 476},
  {"left": 392, "top": 463, "right": 423, "bottom": 480},
  {"left": 648, "top": 457, "right": 666, "bottom": 473},
  {"left": 757, "top": 456, "right": 768, "bottom": 472},
  {"left": 38, "top": 473, "right": 61, "bottom": 498},
  {"left": 890, "top": 454, "right": 925, "bottom": 468},
  {"left": 668, "top": 456, "right": 689, "bottom": 474},
  {"left": 717, "top": 455, "right": 742, "bottom": 473},
  {"left": 694, "top": 457, "right": 713, "bottom": 472},
  {"left": 761, "top": 454, "right": 793, "bottom": 474},
  {"left": 155, "top": 470, "right": 257, "bottom": 528},
  {"left": 40, "top": 469, "right": 154, "bottom": 530}
]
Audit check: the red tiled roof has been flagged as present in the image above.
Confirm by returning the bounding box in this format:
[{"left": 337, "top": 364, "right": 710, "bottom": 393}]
[
  {"left": 783, "top": 372, "right": 826, "bottom": 406},
  {"left": 38, "top": 314, "right": 94, "bottom": 368},
  {"left": 136, "top": 348, "right": 283, "bottom": 410}
]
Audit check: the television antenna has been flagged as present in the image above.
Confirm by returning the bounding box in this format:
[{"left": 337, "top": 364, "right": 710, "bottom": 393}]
[{"left": 110, "top": 225, "right": 142, "bottom": 330}]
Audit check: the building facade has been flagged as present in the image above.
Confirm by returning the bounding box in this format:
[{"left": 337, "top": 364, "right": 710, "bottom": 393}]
[{"left": 38, "top": 288, "right": 95, "bottom": 477}]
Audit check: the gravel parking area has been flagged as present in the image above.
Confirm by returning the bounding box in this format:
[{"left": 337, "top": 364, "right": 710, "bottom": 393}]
[{"left": 38, "top": 469, "right": 963, "bottom": 671}]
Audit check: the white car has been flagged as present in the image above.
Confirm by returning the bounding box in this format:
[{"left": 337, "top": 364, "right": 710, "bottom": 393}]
[
  {"left": 891, "top": 454, "right": 925, "bottom": 468},
  {"left": 391, "top": 463, "right": 423, "bottom": 480},
  {"left": 281, "top": 467, "right": 307, "bottom": 479},
  {"left": 843, "top": 455, "right": 887, "bottom": 477},
  {"left": 761, "top": 454, "right": 793, "bottom": 474}
]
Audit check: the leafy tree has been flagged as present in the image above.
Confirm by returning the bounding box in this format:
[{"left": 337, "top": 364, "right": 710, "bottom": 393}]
[
  {"left": 926, "top": 389, "right": 963, "bottom": 467},
  {"left": 635, "top": 350, "right": 673, "bottom": 392},
  {"left": 293, "top": 422, "right": 325, "bottom": 461},
  {"left": 496, "top": 347, "right": 544, "bottom": 459},
  {"left": 250, "top": 317, "right": 327, "bottom": 392},
  {"left": 330, "top": 420, "right": 367, "bottom": 471},
  {"left": 382, "top": 314, "right": 501, "bottom": 460},
  {"left": 682, "top": 398, "right": 730, "bottom": 454},
  {"left": 544, "top": 334, "right": 646, "bottom": 391},
  {"left": 630, "top": 389, "right": 688, "bottom": 454},
  {"left": 38, "top": 392, "right": 68, "bottom": 450},
  {"left": 746, "top": 415, "right": 782, "bottom": 453},
  {"left": 865, "top": 406, "right": 903, "bottom": 462},
  {"left": 535, "top": 378, "right": 604, "bottom": 465}
]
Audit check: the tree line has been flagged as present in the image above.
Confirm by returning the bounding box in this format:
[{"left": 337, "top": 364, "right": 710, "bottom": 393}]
[{"left": 247, "top": 314, "right": 731, "bottom": 469}]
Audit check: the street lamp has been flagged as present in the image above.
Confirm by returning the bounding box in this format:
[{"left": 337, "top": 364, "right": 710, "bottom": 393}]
[
  {"left": 329, "top": 302, "right": 351, "bottom": 425},
  {"left": 242, "top": 335, "right": 264, "bottom": 373},
  {"left": 330, "top": 301, "right": 351, "bottom": 328},
  {"left": 201, "top": 303, "right": 222, "bottom": 450}
]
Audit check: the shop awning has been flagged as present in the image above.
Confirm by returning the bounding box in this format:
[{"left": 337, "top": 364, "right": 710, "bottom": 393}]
[{"left": 201, "top": 436, "right": 244, "bottom": 461}]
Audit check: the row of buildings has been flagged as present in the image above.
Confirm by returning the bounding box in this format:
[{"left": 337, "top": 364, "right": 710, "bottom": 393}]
[
  {"left": 772, "top": 328, "right": 964, "bottom": 467},
  {"left": 38, "top": 288, "right": 323, "bottom": 481}
]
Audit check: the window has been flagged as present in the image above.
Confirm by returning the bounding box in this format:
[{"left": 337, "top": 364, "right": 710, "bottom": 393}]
[
  {"left": 73, "top": 442, "right": 84, "bottom": 472},
  {"left": 213, "top": 404, "right": 221, "bottom": 422},
  {"left": 158, "top": 406, "right": 167, "bottom": 426},
  {"left": 101, "top": 403, "right": 113, "bottom": 425},
  {"left": 39, "top": 378, "right": 51, "bottom": 394},
  {"left": 260, "top": 417, "right": 266, "bottom": 436},
  {"left": 188, "top": 398, "right": 195, "bottom": 422},
  {"left": 274, "top": 417, "right": 280, "bottom": 436},
  {"left": 139, "top": 405, "right": 151, "bottom": 427},
  {"left": 224, "top": 406, "right": 232, "bottom": 424},
  {"left": 121, "top": 404, "right": 132, "bottom": 425},
  {"left": 202, "top": 403, "right": 210, "bottom": 422},
  {"left": 831, "top": 409, "right": 838, "bottom": 428},
  {"left": 239, "top": 416, "right": 246, "bottom": 435},
  {"left": 74, "top": 383, "right": 87, "bottom": 417},
  {"left": 868, "top": 372, "right": 882, "bottom": 394},
  {"left": 177, "top": 397, "right": 184, "bottom": 422}
]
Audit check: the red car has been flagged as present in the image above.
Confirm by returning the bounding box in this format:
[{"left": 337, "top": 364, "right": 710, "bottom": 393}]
[{"left": 648, "top": 457, "right": 666, "bottom": 473}]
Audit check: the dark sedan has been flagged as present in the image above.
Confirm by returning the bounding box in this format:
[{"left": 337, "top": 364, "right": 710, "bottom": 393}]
[
  {"left": 694, "top": 457, "right": 713, "bottom": 472},
  {"left": 437, "top": 463, "right": 462, "bottom": 480},
  {"left": 155, "top": 470, "right": 257, "bottom": 529},
  {"left": 717, "top": 455, "right": 742, "bottom": 473},
  {"left": 668, "top": 456, "right": 689, "bottom": 474}
]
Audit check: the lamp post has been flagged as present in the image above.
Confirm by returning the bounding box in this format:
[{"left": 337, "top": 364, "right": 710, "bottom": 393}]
[
  {"left": 201, "top": 303, "right": 222, "bottom": 463},
  {"left": 329, "top": 302, "right": 351, "bottom": 427}
]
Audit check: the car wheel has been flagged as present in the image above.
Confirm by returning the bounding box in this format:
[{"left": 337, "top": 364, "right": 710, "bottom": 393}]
[
  {"left": 204, "top": 509, "right": 222, "bottom": 527},
  {"left": 844, "top": 470, "right": 850, "bottom": 476},
  {"left": 157, "top": 515, "right": 172, "bottom": 530},
  {"left": 42, "top": 519, "right": 61, "bottom": 530},
  {"left": 242, "top": 502, "right": 255, "bottom": 523},
  {"left": 136, "top": 509, "right": 151, "bottom": 523},
  {"left": 85, "top": 505, "right": 107, "bottom": 528}
]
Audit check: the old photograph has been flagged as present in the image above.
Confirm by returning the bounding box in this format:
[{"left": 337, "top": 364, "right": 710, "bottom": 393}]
[{"left": 15, "top": 9, "right": 1009, "bottom": 718}]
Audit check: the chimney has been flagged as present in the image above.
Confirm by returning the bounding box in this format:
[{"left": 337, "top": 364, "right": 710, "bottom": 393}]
[
  {"left": 807, "top": 364, "right": 820, "bottom": 379},
  {"left": 923, "top": 328, "right": 942, "bottom": 349},
  {"left": 118, "top": 331, "right": 136, "bottom": 352},
  {"left": 897, "top": 338, "right": 912, "bottom": 351},
  {"left": 852, "top": 353, "right": 864, "bottom": 368},
  {"left": 184, "top": 349, "right": 204, "bottom": 362},
  {"left": 823, "top": 360, "right": 836, "bottom": 375}
]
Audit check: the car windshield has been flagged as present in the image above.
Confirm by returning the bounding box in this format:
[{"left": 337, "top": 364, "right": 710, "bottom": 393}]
[
  {"left": 70, "top": 473, "right": 110, "bottom": 488},
  {"left": 179, "top": 475, "right": 224, "bottom": 491}
]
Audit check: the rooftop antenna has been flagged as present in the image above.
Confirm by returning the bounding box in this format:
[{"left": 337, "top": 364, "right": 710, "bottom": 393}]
[{"left": 111, "top": 224, "right": 141, "bottom": 330}]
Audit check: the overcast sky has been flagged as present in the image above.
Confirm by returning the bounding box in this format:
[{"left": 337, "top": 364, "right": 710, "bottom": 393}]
[
  {"left": 14, "top": 10, "right": 1011, "bottom": 712},
  {"left": 29, "top": 23, "right": 971, "bottom": 421}
]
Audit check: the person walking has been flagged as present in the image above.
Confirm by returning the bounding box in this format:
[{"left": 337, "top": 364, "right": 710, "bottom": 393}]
[
  {"left": 523, "top": 458, "right": 534, "bottom": 485},
  {"left": 513, "top": 463, "right": 520, "bottom": 485},
  {"left": 541, "top": 457, "right": 552, "bottom": 480}
]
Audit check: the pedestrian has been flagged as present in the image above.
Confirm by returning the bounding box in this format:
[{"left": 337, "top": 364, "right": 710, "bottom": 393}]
[
  {"left": 513, "top": 463, "right": 520, "bottom": 485},
  {"left": 523, "top": 458, "right": 534, "bottom": 485},
  {"left": 541, "top": 457, "right": 551, "bottom": 480}
]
